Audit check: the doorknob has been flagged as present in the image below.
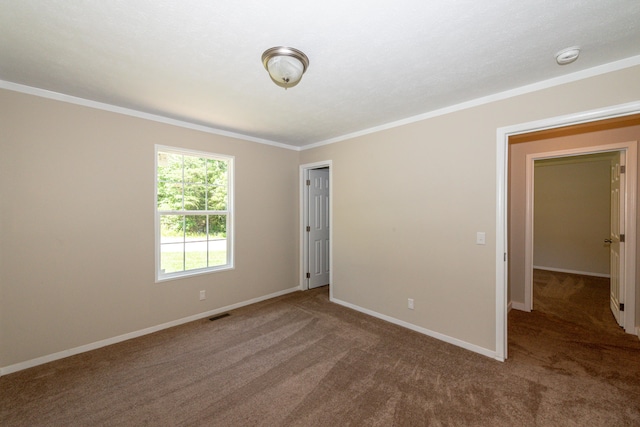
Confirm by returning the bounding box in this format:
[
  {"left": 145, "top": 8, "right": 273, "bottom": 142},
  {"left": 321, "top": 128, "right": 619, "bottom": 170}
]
[{"left": 604, "top": 238, "right": 613, "bottom": 244}]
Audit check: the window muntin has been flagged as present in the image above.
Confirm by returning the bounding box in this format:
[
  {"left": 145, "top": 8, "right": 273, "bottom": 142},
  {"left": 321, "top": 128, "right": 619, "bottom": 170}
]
[{"left": 156, "top": 146, "right": 233, "bottom": 281}]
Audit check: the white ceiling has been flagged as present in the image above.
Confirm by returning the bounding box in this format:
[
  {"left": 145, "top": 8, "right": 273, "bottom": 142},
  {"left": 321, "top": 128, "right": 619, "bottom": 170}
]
[{"left": 1, "top": 1, "right": 639, "bottom": 148}]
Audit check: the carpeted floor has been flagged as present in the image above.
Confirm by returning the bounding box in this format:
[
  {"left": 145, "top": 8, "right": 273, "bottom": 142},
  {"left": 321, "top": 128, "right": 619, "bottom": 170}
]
[{"left": 1, "top": 270, "right": 639, "bottom": 426}]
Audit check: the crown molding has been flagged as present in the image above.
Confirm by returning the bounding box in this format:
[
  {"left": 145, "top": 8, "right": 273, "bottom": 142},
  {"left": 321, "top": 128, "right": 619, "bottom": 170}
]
[
  {"left": 303, "top": 55, "right": 640, "bottom": 150},
  {"left": 3, "top": 54, "right": 639, "bottom": 153},
  {"left": 0, "top": 80, "right": 301, "bottom": 152}
]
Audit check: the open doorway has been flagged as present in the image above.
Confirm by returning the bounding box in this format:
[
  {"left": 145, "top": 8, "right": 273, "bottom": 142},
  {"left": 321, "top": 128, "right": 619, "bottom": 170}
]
[
  {"left": 530, "top": 151, "right": 622, "bottom": 325},
  {"left": 496, "top": 106, "right": 640, "bottom": 361},
  {"left": 300, "top": 161, "right": 332, "bottom": 293},
  {"left": 514, "top": 139, "right": 637, "bottom": 333}
]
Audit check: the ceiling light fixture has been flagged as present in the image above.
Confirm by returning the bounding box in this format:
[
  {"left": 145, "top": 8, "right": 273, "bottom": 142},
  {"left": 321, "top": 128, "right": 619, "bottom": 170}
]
[
  {"left": 262, "top": 46, "right": 309, "bottom": 89},
  {"left": 555, "top": 46, "right": 580, "bottom": 65}
]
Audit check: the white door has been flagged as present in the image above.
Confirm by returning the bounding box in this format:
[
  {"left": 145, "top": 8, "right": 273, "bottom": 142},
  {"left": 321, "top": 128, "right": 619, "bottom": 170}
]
[
  {"left": 308, "top": 168, "right": 330, "bottom": 289},
  {"left": 609, "top": 151, "right": 625, "bottom": 326}
]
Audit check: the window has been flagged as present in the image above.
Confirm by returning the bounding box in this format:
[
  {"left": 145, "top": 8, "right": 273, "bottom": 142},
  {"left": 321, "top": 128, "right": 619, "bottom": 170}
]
[{"left": 155, "top": 146, "right": 233, "bottom": 281}]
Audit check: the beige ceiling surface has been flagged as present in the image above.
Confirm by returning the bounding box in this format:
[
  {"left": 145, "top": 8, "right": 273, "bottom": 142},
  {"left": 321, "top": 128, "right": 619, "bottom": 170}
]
[{"left": 1, "top": 1, "right": 639, "bottom": 148}]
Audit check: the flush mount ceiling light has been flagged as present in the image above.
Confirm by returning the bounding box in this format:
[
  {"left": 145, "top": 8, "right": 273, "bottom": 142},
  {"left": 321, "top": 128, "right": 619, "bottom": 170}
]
[
  {"left": 262, "top": 46, "right": 309, "bottom": 89},
  {"left": 555, "top": 46, "right": 580, "bottom": 65}
]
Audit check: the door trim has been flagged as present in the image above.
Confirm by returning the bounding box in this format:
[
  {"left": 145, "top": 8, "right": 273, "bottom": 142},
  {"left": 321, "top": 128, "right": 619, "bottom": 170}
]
[
  {"left": 299, "top": 161, "right": 333, "bottom": 296},
  {"left": 496, "top": 101, "right": 640, "bottom": 361},
  {"left": 523, "top": 142, "right": 636, "bottom": 331}
]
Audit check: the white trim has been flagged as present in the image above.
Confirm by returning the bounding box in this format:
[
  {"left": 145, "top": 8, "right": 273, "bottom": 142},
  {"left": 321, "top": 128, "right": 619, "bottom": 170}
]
[
  {"left": 497, "top": 101, "right": 640, "bottom": 361},
  {"left": 304, "top": 55, "right": 640, "bottom": 150},
  {"left": 0, "top": 80, "right": 300, "bottom": 152},
  {"left": 507, "top": 301, "right": 513, "bottom": 312},
  {"left": 0, "top": 286, "right": 299, "bottom": 377},
  {"left": 524, "top": 153, "right": 535, "bottom": 312},
  {"left": 299, "top": 161, "right": 333, "bottom": 299},
  {"left": 523, "top": 141, "right": 637, "bottom": 332},
  {"left": 511, "top": 301, "right": 527, "bottom": 312},
  {"left": 533, "top": 266, "right": 611, "bottom": 278},
  {"left": 499, "top": 102, "right": 640, "bottom": 138},
  {"left": 331, "top": 298, "right": 500, "bottom": 361},
  {"left": 496, "top": 119, "right": 508, "bottom": 361}
]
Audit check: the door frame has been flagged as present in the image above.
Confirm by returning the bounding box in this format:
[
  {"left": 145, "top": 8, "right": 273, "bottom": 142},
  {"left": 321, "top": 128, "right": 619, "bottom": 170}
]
[
  {"left": 299, "top": 160, "right": 333, "bottom": 296},
  {"left": 496, "top": 101, "right": 640, "bottom": 361},
  {"left": 522, "top": 143, "right": 636, "bottom": 331}
]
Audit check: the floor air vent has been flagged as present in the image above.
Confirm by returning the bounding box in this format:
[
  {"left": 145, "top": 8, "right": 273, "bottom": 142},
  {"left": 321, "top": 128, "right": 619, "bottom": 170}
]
[{"left": 209, "top": 313, "right": 230, "bottom": 321}]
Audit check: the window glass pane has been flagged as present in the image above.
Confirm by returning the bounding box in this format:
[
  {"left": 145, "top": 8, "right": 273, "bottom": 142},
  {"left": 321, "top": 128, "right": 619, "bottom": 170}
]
[
  {"left": 184, "top": 215, "right": 207, "bottom": 238},
  {"left": 157, "top": 182, "right": 183, "bottom": 211},
  {"left": 208, "top": 240, "right": 227, "bottom": 267},
  {"left": 184, "top": 216, "right": 207, "bottom": 270},
  {"left": 185, "top": 242, "right": 207, "bottom": 270},
  {"left": 184, "top": 184, "right": 206, "bottom": 211},
  {"left": 161, "top": 243, "right": 184, "bottom": 273},
  {"left": 184, "top": 155, "right": 206, "bottom": 183},
  {"left": 161, "top": 215, "right": 184, "bottom": 243},
  {"left": 207, "top": 159, "right": 228, "bottom": 186},
  {"left": 208, "top": 215, "right": 227, "bottom": 239},
  {"left": 207, "top": 186, "right": 227, "bottom": 210},
  {"left": 157, "top": 152, "right": 183, "bottom": 183}
]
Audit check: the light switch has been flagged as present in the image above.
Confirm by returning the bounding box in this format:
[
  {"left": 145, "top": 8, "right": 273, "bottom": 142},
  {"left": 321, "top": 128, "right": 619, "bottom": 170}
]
[{"left": 476, "top": 232, "right": 486, "bottom": 245}]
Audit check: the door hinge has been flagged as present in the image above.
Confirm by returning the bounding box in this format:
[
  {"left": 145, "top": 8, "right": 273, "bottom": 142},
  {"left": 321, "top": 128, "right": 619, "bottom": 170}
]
[
  {"left": 504, "top": 253, "right": 507, "bottom": 262},
  {"left": 306, "top": 226, "right": 311, "bottom": 232},
  {"left": 306, "top": 272, "right": 311, "bottom": 279},
  {"left": 620, "top": 234, "right": 625, "bottom": 243},
  {"left": 620, "top": 165, "right": 626, "bottom": 174},
  {"left": 620, "top": 303, "right": 625, "bottom": 311},
  {"left": 306, "top": 179, "right": 311, "bottom": 186}
]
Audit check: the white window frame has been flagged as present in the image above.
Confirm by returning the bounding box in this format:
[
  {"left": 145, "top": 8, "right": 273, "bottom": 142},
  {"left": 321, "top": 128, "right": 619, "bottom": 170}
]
[{"left": 155, "top": 145, "right": 234, "bottom": 282}]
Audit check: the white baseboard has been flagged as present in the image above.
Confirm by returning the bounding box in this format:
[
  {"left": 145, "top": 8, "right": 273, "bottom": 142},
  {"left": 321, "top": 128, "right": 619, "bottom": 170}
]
[
  {"left": 510, "top": 301, "right": 528, "bottom": 312},
  {"left": 533, "top": 265, "right": 610, "bottom": 278},
  {"left": 330, "top": 297, "right": 501, "bottom": 361},
  {"left": 508, "top": 301, "right": 513, "bottom": 312},
  {"left": 0, "top": 286, "right": 299, "bottom": 377}
]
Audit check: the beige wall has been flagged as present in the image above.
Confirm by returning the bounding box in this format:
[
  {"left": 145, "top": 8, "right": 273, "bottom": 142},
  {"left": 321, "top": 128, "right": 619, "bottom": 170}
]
[
  {"left": 0, "top": 89, "right": 299, "bottom": 367},
  {"left": 533, "top": 155, "right": 612, "bottom": 275},
  {"left": 301, "top": 65, "right": 640, "bottom": 353},
  {"left": 509, "top": 125, "right": 640, "bottom": 307},
  {"left": 2, "top": 64, "right": 640, "bottom": 369}
]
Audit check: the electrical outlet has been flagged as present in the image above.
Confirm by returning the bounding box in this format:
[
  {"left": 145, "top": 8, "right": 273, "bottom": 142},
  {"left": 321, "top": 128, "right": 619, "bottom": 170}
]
[
  {"left": 408, "top": 298, "right": 414, "bottom": 310},
  {"left": 199, "top": 290, "right": 206, "bottom": 301}
]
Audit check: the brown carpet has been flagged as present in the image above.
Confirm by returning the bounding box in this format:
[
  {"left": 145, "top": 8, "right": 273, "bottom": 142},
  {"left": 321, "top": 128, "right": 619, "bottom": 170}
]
[{"left": 1, "top": 271, "right": 640, "bottom": 426}]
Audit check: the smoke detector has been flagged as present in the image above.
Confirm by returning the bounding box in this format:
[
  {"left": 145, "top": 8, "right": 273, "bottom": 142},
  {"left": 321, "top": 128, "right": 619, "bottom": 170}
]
[{"left": 555, "top": 47, "right": 580, "bottom": 65}]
